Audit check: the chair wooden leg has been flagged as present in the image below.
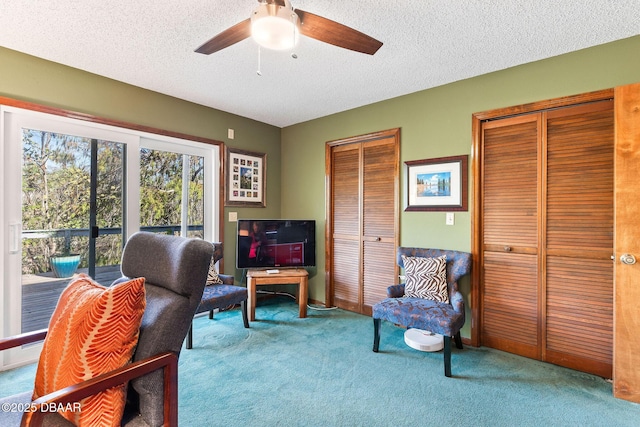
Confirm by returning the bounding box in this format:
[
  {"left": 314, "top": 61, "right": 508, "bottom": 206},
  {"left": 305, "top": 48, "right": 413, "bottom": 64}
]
[
  {"left": 241, "top": 300, "right": 249, "bottom": 328},
  {"left": 186, "top": 323, "right": 193, "bottom": 350},
  {"left": 444, "top": 335, "right": 452, "bottom": 377},
  {"left": 454, "top": 331, "right": 463, "bottom": 349},
  {"left": 373, "top": 318, "right": 381, "bottom": 352}
]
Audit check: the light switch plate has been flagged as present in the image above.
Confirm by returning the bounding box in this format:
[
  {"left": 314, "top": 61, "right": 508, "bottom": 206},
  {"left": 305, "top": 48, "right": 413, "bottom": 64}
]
[
  {"left": 229, "top": 212, "right": 237, "bottom": 222},
  {"left": 445, "top": 212, "right": 455, "bottom": 225}
]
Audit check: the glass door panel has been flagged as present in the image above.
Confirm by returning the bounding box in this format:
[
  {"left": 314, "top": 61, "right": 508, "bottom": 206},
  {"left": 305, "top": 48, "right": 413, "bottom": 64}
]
[
  {"left": 94, "top": 140, "right": 126, "bottom": 281},
  {"left": 139, "top": 148, "right": 204, "bottom": 238},
  {"left": 21, "top": 130, "right": 124, "bottom": 333},
  {"left": 187, "top": 155, "right": 205, "bottom": 239}
]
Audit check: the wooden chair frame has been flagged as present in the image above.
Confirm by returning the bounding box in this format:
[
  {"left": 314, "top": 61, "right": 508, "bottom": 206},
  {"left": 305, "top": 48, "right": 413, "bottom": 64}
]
[{"left": 0, "top": 329, "right": 178, "bottom": 427}]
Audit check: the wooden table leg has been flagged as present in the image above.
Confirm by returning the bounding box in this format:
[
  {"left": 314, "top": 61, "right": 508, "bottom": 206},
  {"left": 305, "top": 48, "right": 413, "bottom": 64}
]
[
  {"left": 299, "top": 275, "right": 308, "bottom": 318},
  {"left": 247, "top": 276, "right": 256, "bottom": 321}
]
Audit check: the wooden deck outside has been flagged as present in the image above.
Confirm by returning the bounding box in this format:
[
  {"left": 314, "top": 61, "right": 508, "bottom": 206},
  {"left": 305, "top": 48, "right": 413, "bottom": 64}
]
[{"left": 21, "top": 265, "right": 123, "bottom": 332}]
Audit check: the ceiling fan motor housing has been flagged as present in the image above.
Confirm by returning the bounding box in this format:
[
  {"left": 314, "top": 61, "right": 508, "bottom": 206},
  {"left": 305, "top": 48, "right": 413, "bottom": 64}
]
[{"left": 251, "top": 0, "right": 300, "bottom": 50}]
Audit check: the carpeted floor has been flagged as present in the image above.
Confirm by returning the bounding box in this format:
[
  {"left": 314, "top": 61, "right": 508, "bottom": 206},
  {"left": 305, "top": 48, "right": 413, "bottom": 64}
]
[{"left": 2, "top": 297, "right": 639, "bottom": 426}]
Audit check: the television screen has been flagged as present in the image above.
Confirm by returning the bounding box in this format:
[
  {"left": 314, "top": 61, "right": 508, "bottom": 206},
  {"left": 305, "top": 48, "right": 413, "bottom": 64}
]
[{"left": 236, "top": 219, "right": 316, "bottom": 269}]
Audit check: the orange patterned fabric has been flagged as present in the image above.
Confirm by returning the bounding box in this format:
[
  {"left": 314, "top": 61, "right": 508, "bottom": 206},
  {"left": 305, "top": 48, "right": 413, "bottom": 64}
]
[{"left": 32, "top": 274, "right": 146, "bottom": 427}]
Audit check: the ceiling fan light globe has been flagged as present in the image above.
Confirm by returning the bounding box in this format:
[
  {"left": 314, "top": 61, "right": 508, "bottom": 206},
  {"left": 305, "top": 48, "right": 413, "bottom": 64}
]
[
  {"left": 251, "top": 3, "right": 299, "bottom": 50},
  {"left": 252, "top": 16, "right": 298, "bottom": 50}
]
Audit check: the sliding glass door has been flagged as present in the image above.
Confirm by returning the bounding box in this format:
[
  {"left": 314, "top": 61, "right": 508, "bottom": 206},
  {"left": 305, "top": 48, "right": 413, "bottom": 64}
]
[{"left": 1, "top": 107, "right": 219, "bottom": 368}]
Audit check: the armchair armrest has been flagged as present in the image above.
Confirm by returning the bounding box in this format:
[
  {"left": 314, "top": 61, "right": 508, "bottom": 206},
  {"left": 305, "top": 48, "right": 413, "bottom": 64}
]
[
  {"left": 218, "top": 274, "right": 234, "bottom": 285},
  {"left": 23, "top": 352, "right": 177, "bottom": 427},
  {"left": 450, "top": 285, "right": 464, "bottom": 313},
  {"left": 0, "top": 330, "right": 178, "bottom": 427},
  {"left": 387, "top": 284, "right": 405, "bottom": 298},
  {"left": 0, "top": 329, "right": 47, "bottom": 351}
]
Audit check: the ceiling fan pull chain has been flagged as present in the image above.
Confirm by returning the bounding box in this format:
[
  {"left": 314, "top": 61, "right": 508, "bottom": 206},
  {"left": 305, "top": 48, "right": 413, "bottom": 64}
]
[
  {"left": 257, "top": 46, "right": 262, "bottom": 76},
  {"left": 291, "top": 9, "right": 298, "bottom": 59}
]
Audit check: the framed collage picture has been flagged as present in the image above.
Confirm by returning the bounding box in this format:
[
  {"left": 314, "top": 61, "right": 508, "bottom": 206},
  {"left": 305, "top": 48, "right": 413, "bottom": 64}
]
[{"left": 225, "top": 147, "right": 266, "bottom": 207}]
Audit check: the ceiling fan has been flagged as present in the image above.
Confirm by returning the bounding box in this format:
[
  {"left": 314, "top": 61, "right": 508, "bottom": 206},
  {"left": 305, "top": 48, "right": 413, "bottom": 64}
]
[{"left": 195, "top": 0, "right": 383, "bottom": 55}]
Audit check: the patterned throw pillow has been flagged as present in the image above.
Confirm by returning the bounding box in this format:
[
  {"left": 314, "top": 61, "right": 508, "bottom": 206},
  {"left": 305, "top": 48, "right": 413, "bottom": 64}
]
[
  {"left": 402, "top": 255, "right": 449, "bottom": 303},
  {"left": 207, "top": 257, "right": 224, "bottom": 285},
  {"left": 33, "top": 274, "right": 146, "bottom": 427}
]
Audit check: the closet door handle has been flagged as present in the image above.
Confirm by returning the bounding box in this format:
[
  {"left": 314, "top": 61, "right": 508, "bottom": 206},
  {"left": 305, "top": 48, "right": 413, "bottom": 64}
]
[{"left": 620, "top": 254, "right": 636, "bottom": 265}]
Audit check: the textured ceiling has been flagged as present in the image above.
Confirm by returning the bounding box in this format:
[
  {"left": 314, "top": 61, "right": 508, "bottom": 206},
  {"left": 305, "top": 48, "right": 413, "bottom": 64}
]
[{"left": 1, "top": 1, "right": 639, "bottom": 128}]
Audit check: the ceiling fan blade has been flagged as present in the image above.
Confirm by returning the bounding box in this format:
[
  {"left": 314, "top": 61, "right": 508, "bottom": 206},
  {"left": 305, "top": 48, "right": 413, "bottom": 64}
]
[
  {"left": 195, "top": 18, "right": 252, "bottom": 55},
  {"left": 294, "top": 9, "right": 382, "bottom": 55}
]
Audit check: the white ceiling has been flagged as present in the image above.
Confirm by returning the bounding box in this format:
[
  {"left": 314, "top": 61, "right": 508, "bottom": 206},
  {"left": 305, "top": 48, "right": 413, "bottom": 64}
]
[{"left": 1, "top": 1, "right": 639, "bottom": 128}]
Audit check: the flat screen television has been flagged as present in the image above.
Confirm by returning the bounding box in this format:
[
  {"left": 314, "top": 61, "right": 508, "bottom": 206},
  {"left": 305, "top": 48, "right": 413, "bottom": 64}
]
[{"left": 236, "top": 219, "right": 316, "bottom": 269}]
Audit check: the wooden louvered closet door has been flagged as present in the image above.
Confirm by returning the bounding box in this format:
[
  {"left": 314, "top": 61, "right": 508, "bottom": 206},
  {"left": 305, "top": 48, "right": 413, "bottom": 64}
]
[
  {"left": 328, "top": 129, "right": 399, "bottom": 315},
  {"left": 481, "top": 114, "right": 541, "bottom": 359},
  {"left": 362, "top": 140, "right": 398, "bottom": 310},
  {"left": 331, "top": 144, "right": 362, "bottom": 313},
  {"left": 544, "top": 102, "right": 614, "bottom": 377},
  {"left": 480, "top": 101, "right": 614, "bottom": 377}
]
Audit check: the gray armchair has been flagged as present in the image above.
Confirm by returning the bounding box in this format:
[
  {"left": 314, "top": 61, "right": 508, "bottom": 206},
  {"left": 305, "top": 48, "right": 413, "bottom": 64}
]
[
  {"left": 186, "top": 242, "right": 249, "bottom": 349},
  {"left": 0, "top": 231, "right": 212, "bottom": 426}
]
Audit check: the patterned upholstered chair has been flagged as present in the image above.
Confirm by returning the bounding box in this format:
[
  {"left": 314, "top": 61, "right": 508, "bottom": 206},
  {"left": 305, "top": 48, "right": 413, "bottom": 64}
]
[
  {"left": 186, "top": 242, "right": 249, "bottom": 349},
  {"left": 372, "top": 247, "right": 472, "bottom": 377}
]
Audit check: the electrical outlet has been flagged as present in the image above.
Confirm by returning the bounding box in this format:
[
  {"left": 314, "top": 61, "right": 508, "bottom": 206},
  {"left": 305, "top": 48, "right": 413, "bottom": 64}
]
[{"left": 445, "top": 212, "right": 455, "bottom": 225}]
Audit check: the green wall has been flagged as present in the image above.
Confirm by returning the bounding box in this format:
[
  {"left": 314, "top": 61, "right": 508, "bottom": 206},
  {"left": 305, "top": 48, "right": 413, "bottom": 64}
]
[
  {"left": 0, "top": 46, "right": 282, "bottom": 278},
  {"left": 281, "top": 35, "right": 640, "bottom": 336}
]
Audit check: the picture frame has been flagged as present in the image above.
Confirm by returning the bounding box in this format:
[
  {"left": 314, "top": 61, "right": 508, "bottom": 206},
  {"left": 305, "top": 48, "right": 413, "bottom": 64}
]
[
  {"left": 225, "top": 147, "right": 266, "bottom": 207},
  {"left": 405, "top": 154, "right": 468, "bottom": 211}
]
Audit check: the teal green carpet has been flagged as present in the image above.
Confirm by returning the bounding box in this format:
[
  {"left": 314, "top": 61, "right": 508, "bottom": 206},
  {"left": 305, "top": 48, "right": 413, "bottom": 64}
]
[{"left": 2, "top": 297, "right": 639, "bottom": 426}]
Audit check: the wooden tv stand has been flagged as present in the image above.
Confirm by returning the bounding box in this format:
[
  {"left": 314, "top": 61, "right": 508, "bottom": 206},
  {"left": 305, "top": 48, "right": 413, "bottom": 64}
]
[{"left": 246, "top": 269, "right": 308, "bottom": 321}]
